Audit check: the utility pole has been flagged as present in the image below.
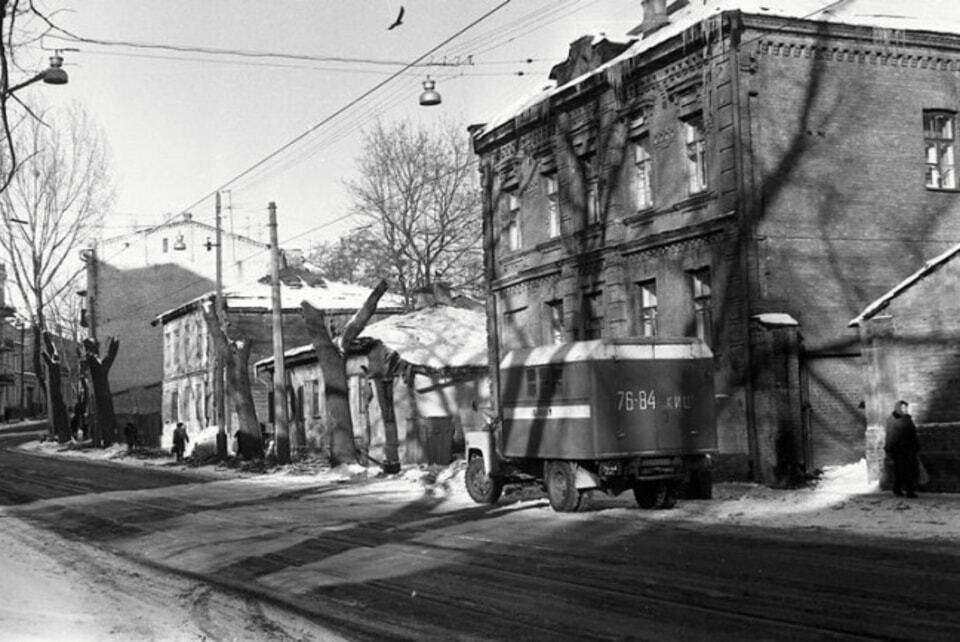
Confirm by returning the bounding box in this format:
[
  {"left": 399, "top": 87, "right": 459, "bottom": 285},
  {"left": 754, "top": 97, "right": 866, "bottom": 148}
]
[
  {"left": 19, "top": 319, "right": 25, "bottom": 420},
  {"left": 214, "top": 192, "right": 227, "bottom": 459},
  {"left": 268, "top": 202, "right": 290, "bottom": 463}
]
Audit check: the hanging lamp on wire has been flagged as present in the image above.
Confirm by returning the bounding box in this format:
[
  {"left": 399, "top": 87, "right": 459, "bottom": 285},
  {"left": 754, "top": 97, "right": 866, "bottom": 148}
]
[{"left": 419, "top": 76, "right": 441, "bottom": 106}]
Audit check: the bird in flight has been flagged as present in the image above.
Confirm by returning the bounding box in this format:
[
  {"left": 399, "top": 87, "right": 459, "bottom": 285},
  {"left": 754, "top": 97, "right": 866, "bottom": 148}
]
[{"left": 388, "top": 6, "right": 404, "bottom": 30}]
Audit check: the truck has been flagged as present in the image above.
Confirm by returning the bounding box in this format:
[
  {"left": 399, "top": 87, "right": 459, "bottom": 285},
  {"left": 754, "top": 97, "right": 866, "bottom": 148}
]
[{"left": 464, "top": 337, "right": 717, "bottom": 512}]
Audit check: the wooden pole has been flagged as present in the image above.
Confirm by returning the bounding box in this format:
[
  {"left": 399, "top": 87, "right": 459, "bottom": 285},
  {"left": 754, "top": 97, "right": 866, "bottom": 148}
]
[
  {"left": 268, "top": 202, "right": 290, "bottom": 463},
  {"left": 214, "top": 192, "right": 227, "bottom": 458}
]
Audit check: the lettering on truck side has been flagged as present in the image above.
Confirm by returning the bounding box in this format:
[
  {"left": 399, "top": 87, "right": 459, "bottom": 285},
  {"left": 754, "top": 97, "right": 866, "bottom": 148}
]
[{"left": 616, "top": 390, "right": 693, "bottom": 412}]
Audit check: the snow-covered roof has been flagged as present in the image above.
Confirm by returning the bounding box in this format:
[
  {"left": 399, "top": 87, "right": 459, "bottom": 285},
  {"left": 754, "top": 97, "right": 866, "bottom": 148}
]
[
  {"left": 254, "top": 305, "right": 489, "bottom": 372},
  {"left": 849, "top": 243, "right": 960, "bottom": 327},
  {"left": 224, "top": 278, "right": 404, "bottom": 313},
  {"left": 154, "top": 273, "right": 404, "bottom": 324},
  {"left": 477, "top": 0, "right": 960, "bottom": 136},
  {"left": 358, "top": 305, "right": 488, "bottom": 370}
]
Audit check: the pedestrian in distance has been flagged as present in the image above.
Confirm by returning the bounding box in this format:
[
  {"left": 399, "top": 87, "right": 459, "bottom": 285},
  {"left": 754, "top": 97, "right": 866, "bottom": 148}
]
[
  {"left": 884, "top": 400, "right": 920, "bottom": 498},
  {"left": 172, "top": 422, "right": 190, "bottom": 463},
  {"left": 123, "top": 421, "right": 137, "bottom": 452}
]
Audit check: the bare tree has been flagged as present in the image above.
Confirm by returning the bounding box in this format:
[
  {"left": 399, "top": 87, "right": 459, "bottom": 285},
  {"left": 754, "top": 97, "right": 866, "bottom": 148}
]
[
  {"left": 40, "top": 330, "right": 68, "bottom": 441},
  {"left": 302, "top": 279, "right": 389, "bottom": 467},
  {"left": 0, "top": 103, "right": 112, "bottom": 413},
  {"left": 343, "top": 119, "right": 483, "bottom": 308},
  {"left": 201, "top": 299, "right": 262, "bottom": 460},
  {"left": 83, "top": 335, "right": 118, "bottom": 447}
]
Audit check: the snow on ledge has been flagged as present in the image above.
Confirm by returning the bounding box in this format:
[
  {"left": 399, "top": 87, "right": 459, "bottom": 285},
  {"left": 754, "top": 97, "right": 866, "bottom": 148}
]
[{"left": 752, "top": 313, "right": 799, "bottom": 328}]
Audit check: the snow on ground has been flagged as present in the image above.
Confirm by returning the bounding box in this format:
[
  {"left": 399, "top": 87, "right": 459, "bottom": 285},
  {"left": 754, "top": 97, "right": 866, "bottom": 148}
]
[{"left": 16, "top": 436, "right": 960, "bottom": 547}]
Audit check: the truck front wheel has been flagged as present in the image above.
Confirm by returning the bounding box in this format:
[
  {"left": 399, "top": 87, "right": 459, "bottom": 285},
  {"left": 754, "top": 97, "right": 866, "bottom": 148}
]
[
  {"left": 544, "top": 461, "right": 583, "bottom": 512},
  {"left": 466, "top": 456, "right": 503, "bottom": 504}
]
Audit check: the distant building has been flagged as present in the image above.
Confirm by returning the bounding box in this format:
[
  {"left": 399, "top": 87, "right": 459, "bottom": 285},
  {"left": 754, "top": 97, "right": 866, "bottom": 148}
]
[
  {"left": 154, "top": 271, "right": 404, "bottom": 452},
  {"left": 86, "top": 212, "right": 271, "bottom": 427},
  {"left": 851, "top": 244, "right": 960, "bottom": 492},
  {"left": 470, "top": 0, "right": 960, "bottom": 483}
]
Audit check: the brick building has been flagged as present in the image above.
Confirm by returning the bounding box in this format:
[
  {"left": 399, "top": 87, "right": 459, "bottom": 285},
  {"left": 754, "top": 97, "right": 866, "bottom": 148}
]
[
  {"left": 470, "top": 0, "right": 960, "bottom": 483},
  {"left": 851, "top": 243, "right": 960, "bottom": 492}
]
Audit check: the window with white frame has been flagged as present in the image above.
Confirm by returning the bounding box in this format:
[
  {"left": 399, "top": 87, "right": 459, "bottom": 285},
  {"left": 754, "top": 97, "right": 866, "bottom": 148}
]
[
  {"left": 505, "top": 193, "right": 522, "bottom": 251},
  {"left": 545, "top": 298, "right": 564, "bottom": 345},
  {"left": 690, "top": 268, "right": 713, "bottom": 346},
  {"left": 924, "top": 110, "right": 957, "bottom": 189},
  {"left": 684, "top": 115, "right": 708, "bottom": 194},
  {"left": 545, "top": 174, "right": 560, "bottom": 238},
  {"left": 637, "top": 279, "right": 658, "bottom": 337},
  {"left": 634, "top": 138, "right": 653, "bottom": 210}
]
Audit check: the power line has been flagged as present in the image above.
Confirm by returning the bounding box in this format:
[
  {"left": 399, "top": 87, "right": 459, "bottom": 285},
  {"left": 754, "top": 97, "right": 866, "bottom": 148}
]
[
  {"left": 46, "top": 32, "right": 543, "bottom": 68},
  {"left": 171, "top": 0, "right": 514, "bottom": 221}
]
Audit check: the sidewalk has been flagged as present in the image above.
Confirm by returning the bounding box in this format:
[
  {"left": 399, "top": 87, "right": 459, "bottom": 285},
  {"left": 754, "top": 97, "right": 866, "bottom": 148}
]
[{"left": 11, "top": 433, "right": 960, "bottom": 548}]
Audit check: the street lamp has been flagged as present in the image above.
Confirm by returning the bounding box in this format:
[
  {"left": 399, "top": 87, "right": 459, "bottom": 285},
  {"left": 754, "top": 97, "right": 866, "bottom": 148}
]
[
  {"left": 4, "top": 53, "right": 69, "bottom": 97},
  {"left": 419, "top": 76, "right": 441, "bottom": 106}
]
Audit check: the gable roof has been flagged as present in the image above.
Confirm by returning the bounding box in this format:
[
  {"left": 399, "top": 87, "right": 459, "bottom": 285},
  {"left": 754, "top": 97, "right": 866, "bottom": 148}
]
[{"left": 849, "top": 243, "right": 960, "bottom": 327}]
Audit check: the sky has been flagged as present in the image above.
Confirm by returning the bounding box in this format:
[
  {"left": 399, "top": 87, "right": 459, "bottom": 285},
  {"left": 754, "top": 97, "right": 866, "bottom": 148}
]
[{"left": 16, "top": 0, "right": 642, "bottom": 252}]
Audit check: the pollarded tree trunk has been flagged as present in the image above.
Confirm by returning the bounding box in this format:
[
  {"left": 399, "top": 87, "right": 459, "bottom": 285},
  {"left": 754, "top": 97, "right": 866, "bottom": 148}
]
[
  {"left": 83, "top": 336, "right": 119, "bottom": 448},
  {"left": 302, "top": 279, "right": 388, "bottom": 467},
  {"left": 41, "top": 332, "right": 70, "bottom": 443},
  {"left": 201, "top": 299, "right": 262, "bottom": 459}
]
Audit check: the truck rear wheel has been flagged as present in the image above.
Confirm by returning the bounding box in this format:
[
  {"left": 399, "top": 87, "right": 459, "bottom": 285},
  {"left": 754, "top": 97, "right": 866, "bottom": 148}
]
[
  {"left": 544, "top": 461, "right": 583, "bottom": 512},
  {"left": 466, "top": 456, "right": 503, "bottom": 504},
  {"left": 634, "top": 481, "right": 677, "bottom": 509}
]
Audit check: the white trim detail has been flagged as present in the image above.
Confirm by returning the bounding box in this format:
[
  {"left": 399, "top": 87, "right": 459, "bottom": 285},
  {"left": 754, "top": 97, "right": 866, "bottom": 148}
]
[
  {"left": 503, "top": 404, "right": 592, "bottom": 420},
  {"left": 501, "top": 339, "right": 712, "bottom": 368}
]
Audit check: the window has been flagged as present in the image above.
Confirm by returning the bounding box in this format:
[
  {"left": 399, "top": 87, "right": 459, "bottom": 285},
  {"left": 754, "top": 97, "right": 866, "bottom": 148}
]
[
  {"left": 690, "top": 268, "right": 713, "bottom": 346},
  {"left": 634, "top": 138, "right": 653, "bottom": 209},
  {"left": 545, "top": 299, "right": 564, "bottom": 345},
  {"left": 583, "top": 159, "right": 600, "bottom": 223},
  {"left": 545, "top": 174, "right": 560, "bottom": 238},
  {"left": 583, "top": 291, "right": 604, "bottom": 340},
  {"left": 505, "top": 193, "right": 522, "bottom": 251},
  {"left": 311, "top": 379, "right": 320, "bottom": 417},
  {"left": 525, "top": 368, "right": 538, "bottom": 397},
  {"left": 684, "top": 116, "right": 708, "bottom": 194},
  {"left": 924, "top": 111, "right": 957, "bottom": 189},
  {"left": 162, "top": 238, "right": 169, "bottom": 253},
  {"left": 544, "top": 365, "right": 564, "bottom": 397},
  {"left": 170, "top": 389, "right": 179, "bottom": 423},
  {"left": 637, "top": 279, "right": 658, "bottom": 337}
]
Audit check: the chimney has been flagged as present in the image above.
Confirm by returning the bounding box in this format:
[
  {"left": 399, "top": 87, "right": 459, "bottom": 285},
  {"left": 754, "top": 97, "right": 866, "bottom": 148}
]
[{"left": 639, "top": 0, "right": 669, "bottom": 36}]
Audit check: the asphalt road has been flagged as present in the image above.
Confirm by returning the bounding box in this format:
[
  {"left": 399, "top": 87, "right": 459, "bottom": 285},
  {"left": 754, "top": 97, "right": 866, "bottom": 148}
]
[{"left": 3, "top": 433, "right": 959, "bottom": 641}]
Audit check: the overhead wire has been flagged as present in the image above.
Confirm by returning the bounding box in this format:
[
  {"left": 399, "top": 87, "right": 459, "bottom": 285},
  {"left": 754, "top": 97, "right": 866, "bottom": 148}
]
[
  {"left": 189, "top": 1, "right": 590, "bottom": 227},
  {"left": 167, "top": 0, "right": 515, "bottom": 225}
]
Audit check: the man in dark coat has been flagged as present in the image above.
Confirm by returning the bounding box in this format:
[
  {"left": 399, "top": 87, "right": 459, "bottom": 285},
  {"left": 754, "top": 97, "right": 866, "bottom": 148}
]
[
  {"left": 884, "top": 400, "right": 920, "bottom": 498},
  {"left": 124, "top": 421, "right": 138, "bottom": 451},
  {"left": 172, "top": 422, "right": 190, "bottom": 463}
]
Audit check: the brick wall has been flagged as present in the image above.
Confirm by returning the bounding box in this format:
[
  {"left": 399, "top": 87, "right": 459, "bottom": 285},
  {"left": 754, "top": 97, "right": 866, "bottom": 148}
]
[{"left": 476, "top": 15, "right": 960, "bottom": 481}]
